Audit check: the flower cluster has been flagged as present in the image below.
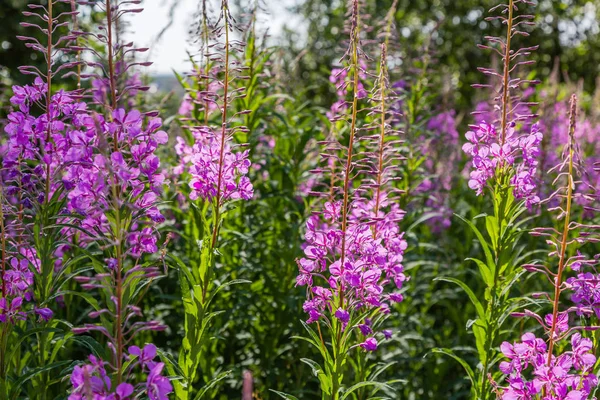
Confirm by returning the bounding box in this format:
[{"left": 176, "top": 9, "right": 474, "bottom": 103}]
[
  {"left": 497, "top": 95, "right": 600, "bottom": 400},
  {"left": 69, "top": 345, "right": 173, "bottom": 400},
  {"left": 0, "top": 76, "right": 90, "bottom": 325},
  {"left": 566, "top": 271, "right": 600, "bottom": 319},
  {"left": 297, "top": 193, "right": 407, "bottom": 351},
  {"left": 2, "top": 78, "right": 85, "bottom": 204},
  {"left": 188, "top": 128, "right": 253, "bottom": 202},
  {"left": 496, "top": 333, "right": 597, "bottom": 399},
  {"left": 0, "top": 256, "right": 51, "bottom": 324},
  {"left": 462, "top": 120, "right": 543, "bottom": 207},
  {"left": 63, "top": 108, "right": 167, "bottom": 248}
]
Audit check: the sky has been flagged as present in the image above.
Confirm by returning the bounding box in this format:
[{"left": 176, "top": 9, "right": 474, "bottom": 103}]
[{"left": 127, "top": 0, "right": 301, "bottom": 75}]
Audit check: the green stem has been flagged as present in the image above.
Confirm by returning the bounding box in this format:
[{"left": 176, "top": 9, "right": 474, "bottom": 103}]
[{"left": 479, "top": 180, "right": 507, "bottom": 400}]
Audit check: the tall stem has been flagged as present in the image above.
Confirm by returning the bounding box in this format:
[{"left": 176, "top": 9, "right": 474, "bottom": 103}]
[
  {"left": 201, "top": 0, "right": 210, "bottom": 126},
  {"left": 210, "top": 5, "right": 230, "bottom": 248},
  {"left": 480, "top": 206, "right": 501, "bottom": 399},
  {"left": 43, "top": 0, "right": 54, "bottom": 205},
  {"left": 0, "top": 190, "right": 6, "bottom": 297},
  {"left": 70, "top": 0, "right": 81, "bottom": 90},
  {"left": 106, "top": 0, "right": 119, "bottom": 150},
  {"left": 372, "top": 44, "right": 387, "bottom": 239},
  {"left": 111, "top": 175, "right": 125, "bottom": 384},
  {"left": 546, "top": 95, "right": 577, "bottom": 363},
  {"left": 499, "top": 0, "right": 514, "bottom": 145},
  {"left": 206, "top": 2, "right": 231, "bottom": 302},
  {"left": 338, "top": 3, "right": 360, "bottom": 310}
]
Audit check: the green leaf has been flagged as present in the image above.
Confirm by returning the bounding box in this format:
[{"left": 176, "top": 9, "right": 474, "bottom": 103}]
[
  {"left": 10, "top": 360, "right": 72, "bottom": 400},
  {"left": 341, "top": 381, "right": 395, "bottom": 399},
  {"left": 6, "top": 327, "right": 63, "bottom": 366},
  {"left": 472, "top": 319, "right": 488, "bottom": 365},
  {"left": 456, "top": 214, "right": 496, "bottom": 281},
  {"left": 299, "top": 320, "right": 331, "bottom": 365},
  {"left": 68, "top": 336, "right": 108, "bottom": 361},
  {"left": 52, "top": 290, "right": 101, "bottom": 311},
  {"left": 431, "top": 348, "right": 475, "bottom": 388},
  {"left": 465, "top": 258, "right": 493, "bottom": 287},
  {"left": 270, "top": 390, "right": 300, "bottom": 400},
  {"left": 194, "top": 370, "right": 231, "bottom": 400},
  {"left": 300, "top": 358, "right": 331, "bottom": 394},
  {"left": 434, "top": 277, "right": 485, "bottom": 320}
]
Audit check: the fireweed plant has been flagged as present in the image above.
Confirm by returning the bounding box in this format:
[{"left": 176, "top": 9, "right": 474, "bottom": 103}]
[
  {"left": 0, "top": 0, "right": 91, "bottom": 397},
  {"left": 281, "top": 2, "right": 407, "bottom": 399},
  {"left": 37, "top": 0, "right": 174, "bottom": 398},
  {"left": 435, "top": 1, "right": 544, "bottom": 399},
  {"left": 492, "top": 95, "right": 600, "bottom": 399},
  {"left": 166, "top": 0, "right": 254, "bottom": 397}
]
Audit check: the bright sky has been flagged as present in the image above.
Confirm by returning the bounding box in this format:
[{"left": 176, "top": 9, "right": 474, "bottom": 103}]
[{"left": 127, "top": 0, "right": 301, "bottom": 75}]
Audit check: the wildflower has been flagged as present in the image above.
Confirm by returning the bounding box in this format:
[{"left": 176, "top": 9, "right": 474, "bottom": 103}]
[
  {"left": 128, "top": 228, "right": 159, "bottom": 257},
  {"left": 146, "top": 363, "right": 173, "bottom": 400},
  {"left": 0, "top": 297, "right": 26, "bottom": 324},
  {"left": 34, "top": 307, "right": 54, "bottom": 322},
  {"left": 188, "top": 130, "right": 253, "bottom": 202},
  {"left": 359, "top": 337, "right": 378, "bottom": 352},
  {"left": 334, "top": 308, "right": 350, "bottom": 324},
  {"left": 129, "top": 343, "right": 158, "bottom": 369}
]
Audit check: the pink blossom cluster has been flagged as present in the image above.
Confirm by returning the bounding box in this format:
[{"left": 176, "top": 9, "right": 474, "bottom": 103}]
[
  {"left": 496, "top": 333, "right": 597, "bottom": 399},
  {"left": 296, "top": 193, "right": 407, "bottom": 351},
  {"left": 3, "top": 78, "right": 85, "bottom": 204},
  {"left": 62, "top": 107, "right": 167, "bottom": 251},
  {"left": 1, "top": 76, "right": 168, "bottom": 331},
  {"left": 69, "top": 345, "right": 172, "bottom": 400},
  {"left": 566, "top": 271, "right": 600, "bottom": 319},
  {"left": 462, "top": 121, "right": 543, "bottom": 207},
  {"left": 186, "top": 128, "right": 253, "bottom": 203}
]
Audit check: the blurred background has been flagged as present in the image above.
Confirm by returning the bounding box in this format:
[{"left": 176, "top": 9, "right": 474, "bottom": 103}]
[{"left": 1, "top": 0, "right": 599, "bottom": 110}]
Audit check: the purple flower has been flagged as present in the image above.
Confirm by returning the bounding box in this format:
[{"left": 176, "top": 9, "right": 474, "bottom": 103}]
[
  {"left": 544, "top": 312, "right": 569, "bottom": 338},
  {"left": 146, "top": 363, "right": 173, "bottom": 400},
  {"left": 0, "top": 297, "right": 26, "bottom": 324},
  {"left": 359, "top": 338, "right": 378, "bottom": 352},
  {"left": 128, "top": 228, "right": 159, "bottom": 257},
  {"left": 497, "top": 332, "right": 598, "bottom": 398},
  {"left": 34, "top": 307, "right": 54, "bottom": 322},
  {"left": 187, "top": 129, "right": 254, "bottom": 203},
  {"left": 129, "top": 343, "right": 157, "bottom": 369},
  {"left": 115, "top": 383, "right": 134, "bottom": 399},
  {"left": 463, "top": 121, "right": 542, "bottom": 205},
  {"left": 69, "top": 352, "right": 170, "bottom": 399},
  {"left": 571, "top": 333, "right": 596, "bottom": 371},
  {"left": 334, "top": 308, "right": 349, "bottom": 324}
]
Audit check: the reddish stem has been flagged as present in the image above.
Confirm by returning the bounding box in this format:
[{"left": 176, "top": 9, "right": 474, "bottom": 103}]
[
  {"left": 210, "top": 3, "right": 230, "bottom": 251},
  {"left": 338, "top": 4, "right": 360, "bottom": 309},
  {"left": 499, "top": 0, "right": 514, "bottom": 146},
  {"left": 372, "top": 44, "right": 388, "bottom": 239},
  {"left": 44, "top": 0, "right": 54, "bottom": 204},
  {"left": 106, "top": 0, "right": 119, "bottom": 152},
  {"left": 546, "top": 94, "right": 577, "bottom": 365}
]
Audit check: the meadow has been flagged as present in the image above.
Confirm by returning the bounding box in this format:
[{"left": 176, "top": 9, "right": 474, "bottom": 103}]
[{"left": 0, "top": 0, "right": 600, "bottom": 399}]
